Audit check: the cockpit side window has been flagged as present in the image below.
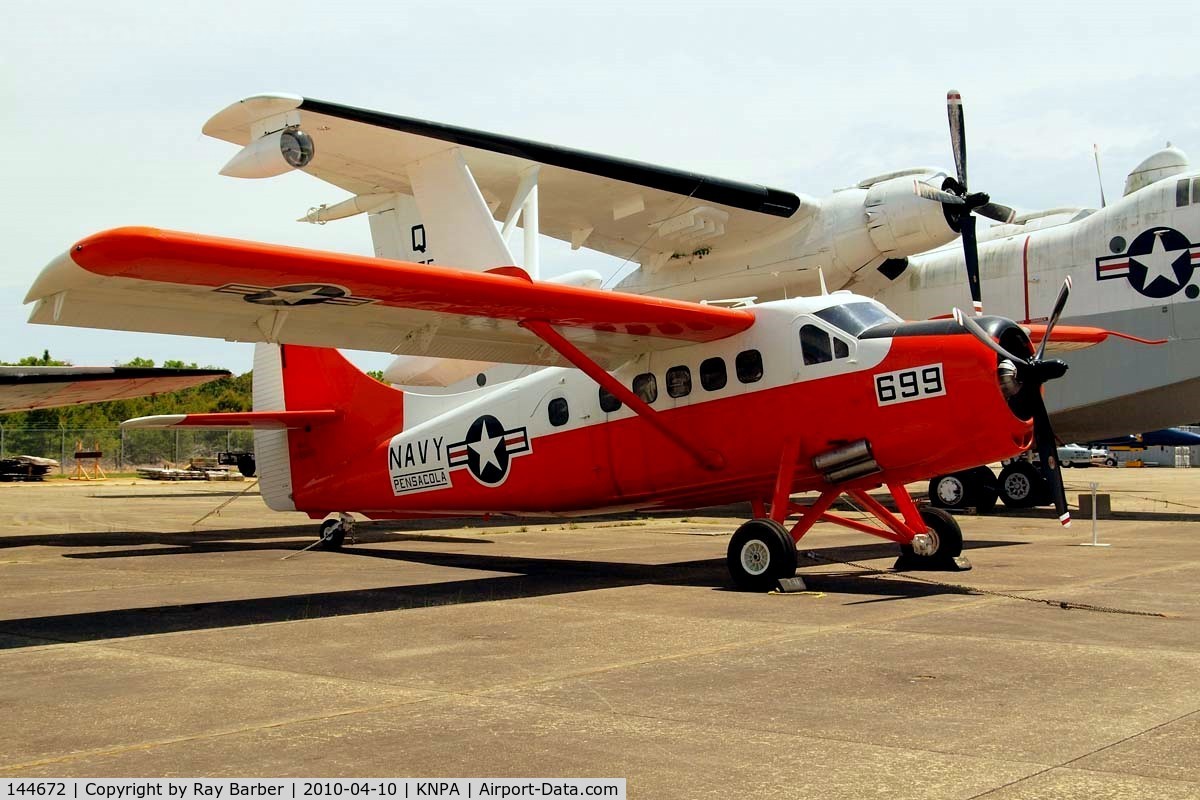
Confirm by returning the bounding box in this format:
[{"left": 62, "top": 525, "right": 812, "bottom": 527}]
[
  {"left": 801, "top": 324, "right": 833, "bottom": 365},
  {"left": 833, "top": 337, "right": 849, "bottom": 359}
]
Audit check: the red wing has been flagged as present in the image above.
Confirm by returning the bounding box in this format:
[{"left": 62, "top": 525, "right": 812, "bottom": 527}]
[{"left": 26, "top": 227, "right": 754, "bottom": 369}]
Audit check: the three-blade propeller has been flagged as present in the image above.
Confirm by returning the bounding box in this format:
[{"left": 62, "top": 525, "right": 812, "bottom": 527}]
[{"left": 953, "top": 277, "right": 1075, "bottom": 527}]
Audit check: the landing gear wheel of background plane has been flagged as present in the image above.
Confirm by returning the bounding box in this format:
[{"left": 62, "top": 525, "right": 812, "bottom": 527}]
[
  {"left": 897, "top": 507, "right": 965, "bottom": 569},
  {"left": 928, "top": 467, "right": 998, "bottom": 514},
  {"left": 999, "top": 461, "right": 1049, "bottom": 509},
  {"left": 727, "top": 518, "right": 797, "bottom": 592},
  {"left": 317, "top": 517, "right": 347, "bottom": 551}
]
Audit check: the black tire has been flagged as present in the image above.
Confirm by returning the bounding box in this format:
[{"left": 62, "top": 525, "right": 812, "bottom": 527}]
[
  {"left": 899, "top": 507, "right": 964, "bottom": 566},
  {"left": 999, "top": 461, "right": 1049, "bottom": 509},
  {"left": 1061, "top": 460, "right": 1074, "bottom": 468},
  {"left": 236, "top": 454, "right": 256, "bottom": 478},
  {"left": 318, "top": 518, "right": 345, "bottom": 551},
  {"left": 1105, "top": 457, "right": 1118, "bottom": 467},
  {"left": 727, "top": 518, "right": 797, "bottom": 592},
  {"left": 928, "top": 473, "right": 971, "bottom": 510},
  {"left": 966, "top": 466, "right": 999, "bottom": 514}
]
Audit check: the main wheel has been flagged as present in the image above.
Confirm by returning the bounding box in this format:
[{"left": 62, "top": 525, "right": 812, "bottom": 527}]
[
  {"left": 727, "top": 519, "right": 797, "bottom": 592},
  {"left": 317, "top": 518, "right": 346, "bottom": 551},
  {"left": 899, "top": 507, "right": 964, "bottom": 567},
  {"left": 999, "top": 461, "right": 1049, "bottom": 509}
]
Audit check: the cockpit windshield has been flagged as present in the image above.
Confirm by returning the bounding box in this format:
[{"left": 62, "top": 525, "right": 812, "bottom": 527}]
[{"left": 814, "top": 302, "right": 899, "bottom": 337}]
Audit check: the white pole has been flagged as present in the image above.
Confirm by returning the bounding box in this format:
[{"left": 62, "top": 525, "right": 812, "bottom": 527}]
[
  {"left": 1078, "top": 480, "right": 1111, "bottom": 547},
  {"left": 1091, "top": 482, "right": 1098, "bottom": 545}
]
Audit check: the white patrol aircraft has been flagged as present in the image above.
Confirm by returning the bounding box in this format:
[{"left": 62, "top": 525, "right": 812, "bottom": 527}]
[{"left": 201, "top": 91, "right": 1006, "bottom": 389}]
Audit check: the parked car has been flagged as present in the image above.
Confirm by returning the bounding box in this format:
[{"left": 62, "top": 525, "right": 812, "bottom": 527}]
[
  {"left": 1089, "top": 447, "right": 1118, "bottom": 467},
  {"left": 1057, "top": 444, "right": 1093, "bottom": 468}
]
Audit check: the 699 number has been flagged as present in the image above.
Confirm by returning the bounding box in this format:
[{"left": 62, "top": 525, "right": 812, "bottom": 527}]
[{"left": 875, "top": 363, "right": 945, "bottom": 406}]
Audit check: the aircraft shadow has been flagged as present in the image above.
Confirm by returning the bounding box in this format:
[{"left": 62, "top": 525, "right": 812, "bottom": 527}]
[{"left": 0, "top": 531, "right": 1022, "bottom": 650}]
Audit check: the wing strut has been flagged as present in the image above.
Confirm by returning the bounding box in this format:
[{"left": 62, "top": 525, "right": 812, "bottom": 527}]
[{"left": 519, "top": 320, "right": 724, "bottom": 471}]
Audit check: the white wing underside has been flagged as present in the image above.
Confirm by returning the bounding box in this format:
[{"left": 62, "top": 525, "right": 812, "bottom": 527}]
[{"left": 202, "top": 94, "right": 816, "bottom": 269}]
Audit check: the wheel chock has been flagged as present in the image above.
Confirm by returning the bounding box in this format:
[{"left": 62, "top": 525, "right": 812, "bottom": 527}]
[{"left": 776, "top": 576, "right": 808, "bottom": 592}]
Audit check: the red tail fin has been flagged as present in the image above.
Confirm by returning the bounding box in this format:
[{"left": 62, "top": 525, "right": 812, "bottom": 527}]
[{"left": 253, "top": 344, "right": 404, "bottom": 513}]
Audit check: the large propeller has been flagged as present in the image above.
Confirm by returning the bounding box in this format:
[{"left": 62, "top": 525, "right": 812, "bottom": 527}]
[
  {"left": 953, "top": 276, "right": 1075, "bottom": 527},
  {"left": 941, "top": 90, "right": 1016, "bottom": 316}
]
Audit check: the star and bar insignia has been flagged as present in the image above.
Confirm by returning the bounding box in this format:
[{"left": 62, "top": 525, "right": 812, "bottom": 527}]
[
  {"left": 448, "top": 415, "right": 532, "bottom": 486},
  {"left": 215, "top": 283, "right": 377, "bottom": 306}
]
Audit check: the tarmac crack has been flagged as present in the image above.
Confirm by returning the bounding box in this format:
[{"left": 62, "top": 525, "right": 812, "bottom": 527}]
[
  {"left": 963, "top": 707, "right": 1200, "bottom": 798},
  {"left": 0, "top": 693, "right": 459, "bottom": 774}
]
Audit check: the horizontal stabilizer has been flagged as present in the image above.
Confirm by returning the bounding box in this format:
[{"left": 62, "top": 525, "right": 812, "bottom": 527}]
[{"left": 122, "top": 410, "right": 340, "bottom": 430}]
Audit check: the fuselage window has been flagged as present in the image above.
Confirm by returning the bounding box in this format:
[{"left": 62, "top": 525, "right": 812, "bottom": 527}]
[
  {"left": 599, "top": 387, "right": 622, "bottom": 413},
  {"left": 548, "top": 396, "right": 569, "bottom": 427},
  {"left": 1193, "top": 178, "right": 1200, "bottom": 205},
  {"left": 833, "top": 337, "right": 850, "bottom": 359},
  {"left": 800, "top": 324, "right": 833, "bottom": 365},
  {"left": 633, "top": 372, "right": 658, "bottom": 403},
  {"left": 700, "top": 357, "right": 727, "bottom": 391},
  {"left": 1178, "top": 178, "right": 1190, "bottom": 208},
  {"left": 666, "top": 365, "right": 692, "bottom": 398},
  {"left": 735, "top": 349, "right": 763, "bottom": 383}
]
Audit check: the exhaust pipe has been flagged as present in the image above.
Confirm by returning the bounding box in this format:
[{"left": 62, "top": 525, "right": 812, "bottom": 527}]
[{"left": 813, "top": 439, "right": 880, "bottom": 484}]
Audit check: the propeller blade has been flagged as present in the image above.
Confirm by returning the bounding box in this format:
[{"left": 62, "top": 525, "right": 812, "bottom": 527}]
[
  {"left": 947, "top": 89, "right": 967, "bottom": 189},
  {"left": 1032, "top": 399, "right": 1071, "bottom": 527},
  {"left": 977, "top": 201, "right": 1016, "bottom": 224},
  {"left": 961, "top": 213, "right": 983, "bottom": 315},
  {"left": 952, "top": 308, "right": 1029, "bottom": 366},
  {"left": 1034, "top": 276, "right": 1074, "bottom": 361},
  {"left": 914, "top": 181, "right": 966, "bottom": 205}
]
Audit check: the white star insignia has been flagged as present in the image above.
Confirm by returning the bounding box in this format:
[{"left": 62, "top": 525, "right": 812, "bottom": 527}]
[
  {"left": 468, "top": 430, "right": 504, "bottom": 471},
  {"left": 271, "top": 286, "right": 337, "bottom": 305},
  {"left": 1132, "top": 232, "right": 1186, "bottom": 288}
]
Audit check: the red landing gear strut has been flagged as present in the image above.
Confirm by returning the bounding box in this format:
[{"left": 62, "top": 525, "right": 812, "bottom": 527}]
[{"left": 728, "top": 442, "right": 969, "bottom": 591}]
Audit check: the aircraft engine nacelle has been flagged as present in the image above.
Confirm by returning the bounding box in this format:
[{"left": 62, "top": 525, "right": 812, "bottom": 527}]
[
  {"left": 862, "top": 177, "right": 957, "bottom": 257},
  {"left": 219, "top": 128, "right": 315, "bottom": 179}
]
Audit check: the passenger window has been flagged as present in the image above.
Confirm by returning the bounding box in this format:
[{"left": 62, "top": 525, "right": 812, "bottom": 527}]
[
  {"left": 1193, "top": 178, "right": 1200, "bottom": 205},
  {"left": 833, "top": 338, "right": 849, "bottom": 359},
  {"left": 700, "top": 357, "right": 727, "bottom": 391},
  {"left": 1177, "top": 178, "right": 1190, "bottom": 207},
  {"left": 599, "top": 387, "right": 621, "bottom": 413},
  {"left": 801, "top": 324, "right": 833, "bottom": 365},
  {"left": 666, "top": 365, "right": 692, "bottom": 398},
  {"left": 633, "top": 373, "right": 658, "bottom": 403},
  {"left": 735, "top": 349, "right": 763, "bottom": 383},
  {"left": 548, "top": 396, "right": 569, "bottom": 427}
]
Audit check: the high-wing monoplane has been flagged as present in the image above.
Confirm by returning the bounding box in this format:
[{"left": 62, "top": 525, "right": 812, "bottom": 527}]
[{"left": 24, "top": 226, "right": 1152, "bottom": 588}]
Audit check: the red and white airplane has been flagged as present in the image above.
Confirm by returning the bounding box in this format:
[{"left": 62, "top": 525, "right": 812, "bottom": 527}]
[{"left": 23, "top": 226, "right": 1155, "bottom": 589}]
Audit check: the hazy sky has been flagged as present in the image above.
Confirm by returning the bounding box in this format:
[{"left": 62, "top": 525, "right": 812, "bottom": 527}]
[{"left": 3, "top": 0, "right": 1197, "bottom": 373}]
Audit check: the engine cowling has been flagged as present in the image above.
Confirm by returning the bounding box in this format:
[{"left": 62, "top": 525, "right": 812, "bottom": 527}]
[
  {"left": 219, "top": 128, "right": 315, "bottom": 179},
  {"left": 863, "top": 176, "right": 957, "bottom": 257}
]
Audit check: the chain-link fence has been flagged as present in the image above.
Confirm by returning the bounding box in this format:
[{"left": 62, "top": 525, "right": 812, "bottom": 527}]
[{"left": 0, "top": 426, "right": 256, "bottom": 473}]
